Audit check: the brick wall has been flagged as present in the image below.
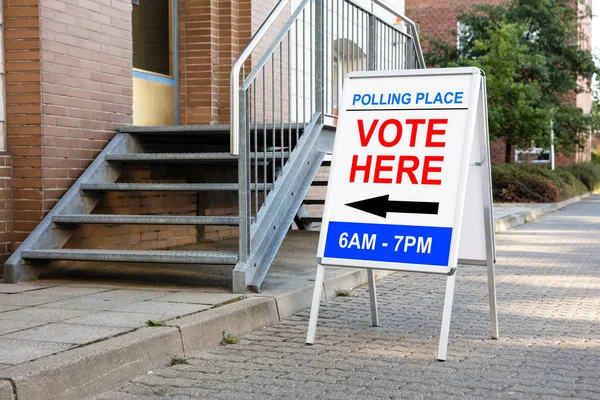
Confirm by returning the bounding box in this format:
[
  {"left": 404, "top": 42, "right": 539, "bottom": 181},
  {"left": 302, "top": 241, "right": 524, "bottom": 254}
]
[
  {"left": 39, "top": 0, "right": 132, "bottom": 212},
  {"left": 179, "top": 0, "right": 252, "bottom": 125},
  {"left": 4, "top": 0, "right": 43, "bottom": 249},
  {"left": 405, "top": 0, "right": 506, "bottom": 52},
  {"left": 0, "top": 1, "right": 11, "bottom": 273}
]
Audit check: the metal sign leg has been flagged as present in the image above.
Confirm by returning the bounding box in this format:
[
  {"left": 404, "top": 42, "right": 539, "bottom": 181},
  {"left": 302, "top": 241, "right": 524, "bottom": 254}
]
[
  {"left": 487, "top": 259, "right": 499, "bottom": 339},
  {"left": 306, "top": 264, "right": 325, "bottom": 345},
  {"left": 437, "top": 272, "right": 457, "bottom": 361},
  {"left": 367, "top": 269, "right": 379, "bottom": 327}
]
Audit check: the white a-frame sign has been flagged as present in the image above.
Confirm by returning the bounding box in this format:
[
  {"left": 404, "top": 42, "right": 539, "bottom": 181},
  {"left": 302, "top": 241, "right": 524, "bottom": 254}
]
[{"left": 306, "top": 67, "right": 499, "bottom": 361}]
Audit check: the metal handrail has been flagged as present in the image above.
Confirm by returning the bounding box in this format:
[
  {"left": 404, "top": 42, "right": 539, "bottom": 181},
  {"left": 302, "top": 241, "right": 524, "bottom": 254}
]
[
  {"left": 230, "top": 0, "right": 425, "bottom": 155},
  {"left": 373, "top": 0, "right": 425, "bottom": 68},
  {"left": 230, "top": 0, "right": 296, "bottom": 156},
  {"left": 231, "top": 0, "right": 426, "bottom": 266}
]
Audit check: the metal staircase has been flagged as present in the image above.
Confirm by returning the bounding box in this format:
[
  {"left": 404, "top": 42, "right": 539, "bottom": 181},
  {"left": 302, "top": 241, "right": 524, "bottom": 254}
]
[{"left": 3, "top": 0, "right": 424, "bottom": 293}]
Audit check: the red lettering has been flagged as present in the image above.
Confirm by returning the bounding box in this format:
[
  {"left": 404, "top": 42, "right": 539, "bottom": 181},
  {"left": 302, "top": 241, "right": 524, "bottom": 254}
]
[
  {"left": 405, "top": 119, "right": 426, "bottom": 147},
  {"left": 396, "top": 156, "right": 419, "bottom": 184},
  {"left": 378, "top": 119, "right": 402, "bottom": 147},
  {"left": 373, "top": 155, "right": 395, "bottom": 183},
  {"left": 426, "top": 119, "right": 447, "bottom": 147},
  {"left": 357, "top": 119, "right": 378, "bottom": 147},
  {"left": 350, "top": 155, "right": 372, "bottom": 183},
  {"left": 422, "top": 156, "right": 444, "bottom": 185}
]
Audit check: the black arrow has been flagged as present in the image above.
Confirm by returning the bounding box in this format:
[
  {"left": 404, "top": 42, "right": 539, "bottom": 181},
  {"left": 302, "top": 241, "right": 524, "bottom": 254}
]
[{"left": 345, "top": 195, "right": 439, "bottom": 218}]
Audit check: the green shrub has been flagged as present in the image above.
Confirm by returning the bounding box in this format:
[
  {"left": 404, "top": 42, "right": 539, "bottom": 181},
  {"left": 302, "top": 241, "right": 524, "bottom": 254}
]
[
  {"left": 569, "top": 163, "right": 600, "bottom": 191},
  {"left": 491, "top": 164, "right": 589, "bottom": 202},
  {"left": 592, "top": 152, "right": 600, "bottom": 165}
]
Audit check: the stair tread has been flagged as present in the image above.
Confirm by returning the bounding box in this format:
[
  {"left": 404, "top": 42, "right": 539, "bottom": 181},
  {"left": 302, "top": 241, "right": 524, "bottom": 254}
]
[
  {"left": 301, "top": 216, "right": 322, "bottom": 223},
  {"left": 302, "top": 199, "right": 325, "bottom": 205},
  {"left": 53, "top": 214, "right": 239, "bottom": 225},
  {"left": 80, "top": 183, "right": 273, "bottom": 191},
  {"left": 22, "top": 249, "right": 239, "bottom": 264},
  {"left": 106, "top": 152, "right": 290, "bottom": 162}
]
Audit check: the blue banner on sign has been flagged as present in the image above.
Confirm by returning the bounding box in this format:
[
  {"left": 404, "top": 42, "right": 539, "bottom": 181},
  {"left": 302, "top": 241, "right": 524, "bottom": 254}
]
[{"left": 324, "top": 221, "right": 452, "bottom": 266}]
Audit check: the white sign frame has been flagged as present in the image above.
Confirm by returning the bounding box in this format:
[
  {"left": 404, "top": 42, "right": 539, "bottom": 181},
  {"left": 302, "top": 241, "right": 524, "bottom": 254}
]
[{"left": 306, "top": 67, "right": 499, "bottom": 361}]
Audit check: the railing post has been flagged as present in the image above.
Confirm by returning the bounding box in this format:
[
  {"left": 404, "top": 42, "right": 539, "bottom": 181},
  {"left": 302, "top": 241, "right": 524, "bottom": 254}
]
[
  {"left": 405, "top": 36, "right": 414, "bottom": 69},
  {"left": 238, "top": 87, "right": 251, "bottom": 264},
  {"left": 315, "top": 0, "right": 324, "bottom": 122},
  {"left": 367, "top": 13, "right": 377, "bottom": 71}
]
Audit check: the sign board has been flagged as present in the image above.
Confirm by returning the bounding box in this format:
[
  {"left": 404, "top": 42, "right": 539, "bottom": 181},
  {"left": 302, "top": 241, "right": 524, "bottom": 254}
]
[
  {"left": 317, "top": 68, "right": 486, "bottom": 274},
  {"left": 308, "top": 67, "right": 498, "bottom": 361}
]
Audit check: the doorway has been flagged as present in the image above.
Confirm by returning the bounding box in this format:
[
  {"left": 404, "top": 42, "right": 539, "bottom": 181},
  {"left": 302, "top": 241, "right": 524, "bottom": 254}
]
[{"left": 132, "top": 0, "right": 179, "bottom": 125}]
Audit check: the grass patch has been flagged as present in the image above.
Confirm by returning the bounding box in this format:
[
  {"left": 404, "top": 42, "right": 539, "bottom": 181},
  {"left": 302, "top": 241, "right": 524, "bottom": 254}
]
[
  {"left": 336, "top": 289, "right": 358, "bottom": 297},
  {"left": 221, "top": 331, "right": 240, "bottom": 345},
  {"left": 170, "top": 355, "right": 189, "bottom": 365},
  {"left": 146, "top": 320, "right": 166, "bottom": 327}
]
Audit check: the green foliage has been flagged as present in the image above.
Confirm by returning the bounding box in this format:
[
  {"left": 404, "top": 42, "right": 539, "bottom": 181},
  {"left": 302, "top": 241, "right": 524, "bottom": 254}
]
[
  {"left": 425, "top": 0, "right": 599, "bottom": 155},
  {"left": 220, "top": 331, "right": 239, "bottom": 346},
  {"left": 491, "top": 164, "right": 591, "bottom": 202},
  {"left": 569, "top": 163, "right": 600, "bottom": 191},
  {"left": 146, "top": 320, "right": 166, "bottom": 327},
  {"left": 336, "top": 289, "right": 358, "bottom": 297},
  {"left": 592, "top": 152, "right": 600, "bottom": 165},
  {"left": 170, "top": 355, "right": 189, "bottom": 365}
]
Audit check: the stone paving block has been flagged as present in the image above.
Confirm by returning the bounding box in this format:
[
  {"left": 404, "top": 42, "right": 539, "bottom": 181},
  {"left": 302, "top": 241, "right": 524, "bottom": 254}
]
[
  {"left": 0, "top": 338, "right": 73, "bottom": 365},
  {"left": 0, "top": 286, "right": 108, "bottom": 307},
  {"left": 116, "top": 301, "right": 211, "bottom": 319},
  {"left": 0, "top": 305, "right": 22, "bottom": 313},
  {"left": 0, "top": 282, "right": 51, "bottom": 294},
  {"left": 45, "top": 290, "right": 169, "bottom": 311},
  {"left": 0, "top": 308, "right": 92, "bottom": 335},
  {"left": 0, "top": 284, "right": 49, "bottom": 294},
  {"left": 150, "top": 292, "right": 242, "bottom": 305},
  {"left": 60, "top": 311, "right": 164, "bottom": 328},
  {"left": 3, "top": 323, "right": 133, "bottom": 345},
  {"left": 0, "top": 380, "right": 14, "bottom": 400}
]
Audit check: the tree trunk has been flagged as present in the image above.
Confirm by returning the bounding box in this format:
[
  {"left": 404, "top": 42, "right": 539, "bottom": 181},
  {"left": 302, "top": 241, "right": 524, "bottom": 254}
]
[{"left": 505, "top": 142, "right": 512, "bottom": 164}]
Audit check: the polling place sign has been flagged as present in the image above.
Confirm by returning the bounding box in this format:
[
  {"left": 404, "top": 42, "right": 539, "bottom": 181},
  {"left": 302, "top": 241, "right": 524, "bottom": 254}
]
[
  {"left": 318, "top": 68, "right": 481, "bottom": 274},
  {"left": 309, "top": 68, "right": 499, "bottom": 361}
]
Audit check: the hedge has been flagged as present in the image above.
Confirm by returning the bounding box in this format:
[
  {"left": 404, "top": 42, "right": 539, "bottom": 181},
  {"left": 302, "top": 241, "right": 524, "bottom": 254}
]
[{"left": 491, "top": 163, "right": 600, "bottom": 203}]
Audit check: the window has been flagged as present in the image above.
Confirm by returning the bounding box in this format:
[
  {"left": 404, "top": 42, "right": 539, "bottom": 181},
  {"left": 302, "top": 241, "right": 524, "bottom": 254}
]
[{"left": 132, "top": 0, "right": 171, "bottom": 76}]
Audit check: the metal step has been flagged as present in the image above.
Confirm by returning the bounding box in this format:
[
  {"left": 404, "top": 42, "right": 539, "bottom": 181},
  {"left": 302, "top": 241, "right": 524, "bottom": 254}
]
[
  {"left": 311, "top": 181, "right": 328, "bottom": 186},
  {"left": 22, "top": 249, "right": 239, "bottom": 264},
  {"left": 302, "top": 199, "right": 325, "bottom": 205},
  {"left": 301, "top": 217, "right": 322, "bottom": 224},
  {"left": 105, "top": 152, "right": 290, "bottom": 163},
  {"left": 53, "top": 214, "right": 239, "bottom": 226},
  {"left": 80, "top": 183, "right": 273, "bottom": 192}
]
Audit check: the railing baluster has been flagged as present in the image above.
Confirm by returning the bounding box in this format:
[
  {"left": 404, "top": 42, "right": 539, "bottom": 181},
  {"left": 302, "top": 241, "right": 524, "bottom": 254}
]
[{"left": 229, "top": 0, "right": 424, "bottom": 272}]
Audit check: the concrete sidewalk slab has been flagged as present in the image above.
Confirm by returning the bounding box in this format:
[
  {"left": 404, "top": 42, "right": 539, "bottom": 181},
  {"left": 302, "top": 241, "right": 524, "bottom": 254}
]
[{"left": 0, "top": 195, "right": 593, "bottom": 400}]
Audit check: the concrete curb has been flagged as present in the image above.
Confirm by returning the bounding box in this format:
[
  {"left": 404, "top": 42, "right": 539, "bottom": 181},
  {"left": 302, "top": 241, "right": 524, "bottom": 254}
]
[
  {"left": 0, "top": 380, "right": 14, "bottom": 400},
  {"left": 493, "top": 193, "right": 591, "bottom": 233}
]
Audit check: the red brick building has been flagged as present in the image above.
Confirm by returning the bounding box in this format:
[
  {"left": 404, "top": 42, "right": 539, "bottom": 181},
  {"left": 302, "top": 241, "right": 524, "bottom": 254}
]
[
  {"left": 405, "top": 0, "right": 594, "bottom": 166},
  {"left": 0, "top": 0, "right": 265, "bottom": 270}
]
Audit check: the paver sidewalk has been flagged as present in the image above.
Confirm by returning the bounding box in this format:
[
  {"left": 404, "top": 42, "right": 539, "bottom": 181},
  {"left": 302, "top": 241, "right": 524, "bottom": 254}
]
[
  {"left": 100, "top": 194, "right": 600, "bottom": 400},
  {"left": 0, "top": 194, "right": 594, "bottom": 399}
]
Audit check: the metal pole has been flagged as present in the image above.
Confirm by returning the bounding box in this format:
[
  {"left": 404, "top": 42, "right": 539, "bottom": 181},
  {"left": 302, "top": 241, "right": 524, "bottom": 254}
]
[
  {"left": 238, "top": 88, "right": 251, "bottom": 265},
  {"left": 367, "top": 269, "right": 379, "bottom": 327},
  {"left": 306, "top": 264, "right": 326, "bottom": 344},
  {"left": 315, "top": 0, "right": 324, "bottom": 122},
  {"left": 550, "top": 120, "right": 555, "bottom": 170},
  {"left": 437, "top": 272, "right": 457, "bottom": 361},
  {"left": 367, "top": 13, "right": 377, "bottom": 71}
]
